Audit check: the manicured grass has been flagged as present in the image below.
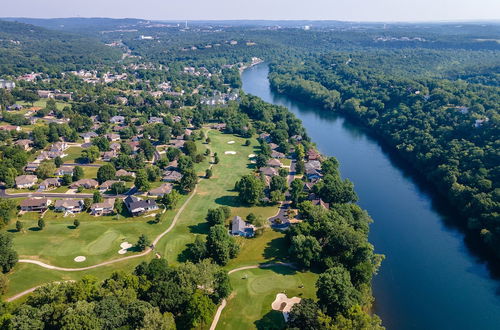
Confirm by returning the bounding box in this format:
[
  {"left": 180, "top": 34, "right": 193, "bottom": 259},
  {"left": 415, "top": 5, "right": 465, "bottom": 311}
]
[
  {"left": 63, "top": 146, "right": 84, "bottom": 163},
  {"left": 280, "top": 158, "right": 292, "bottom": 167},
  {"left": 156, "top": 130, "right": 277, "bottom": 265},
  {"left": 18, "top": 100, "right": 70, "bottom": 111},
  {"left": 216, "top": 266, "right": 318, "bottom": 330},
  {"left": 82, "top": 166, "right": 99, "bottom": 179}
]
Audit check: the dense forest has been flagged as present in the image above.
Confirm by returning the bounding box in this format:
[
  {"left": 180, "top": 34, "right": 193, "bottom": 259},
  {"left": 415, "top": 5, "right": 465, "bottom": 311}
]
[{"left": 269, "top": 49, "right": 500, "bottom": 259}]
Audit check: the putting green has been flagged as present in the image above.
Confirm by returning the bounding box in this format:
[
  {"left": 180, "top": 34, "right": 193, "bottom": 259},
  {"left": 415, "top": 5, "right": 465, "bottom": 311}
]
[{"left": 217, "top": 266, "right": 318, "bottom": 330}]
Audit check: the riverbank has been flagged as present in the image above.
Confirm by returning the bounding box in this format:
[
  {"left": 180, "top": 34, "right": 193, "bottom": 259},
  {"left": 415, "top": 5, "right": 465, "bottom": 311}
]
[{"left": 242, "top": 63, "right": 500, "bottom": 330}]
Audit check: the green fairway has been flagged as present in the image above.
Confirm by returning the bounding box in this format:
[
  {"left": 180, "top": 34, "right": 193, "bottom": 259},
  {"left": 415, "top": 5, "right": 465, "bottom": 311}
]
[
  {"left": 156, "top": 130, "right": 277, "bottom": 265},
  {"left": 216, "top": 266, "right": 318, "bottom": 330}
]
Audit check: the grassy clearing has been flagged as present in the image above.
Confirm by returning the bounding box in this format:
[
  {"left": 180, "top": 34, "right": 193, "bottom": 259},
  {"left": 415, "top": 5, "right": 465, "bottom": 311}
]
[
  {"left": 63, "top": 146, "right": 84, "bottom": 163},
  {"left": 216, "top": 266, "right": 318, "bottom": 330}
]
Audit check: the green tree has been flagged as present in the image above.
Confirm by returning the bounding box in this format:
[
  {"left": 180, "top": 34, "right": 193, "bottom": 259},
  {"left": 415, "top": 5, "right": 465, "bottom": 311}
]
[
  {"left": 187, "top": 236, "right": 207, "bottom": 262},
  {"left": 93, "top": 191, "right": 103, "bottom": 203},
  {"left": 316, "top": 266, "right": 361, "bottom": 316},
  {"left": 235, "top": 174, "right": 264, "bottom": 205},
  {"left": 290, "top": 235, "right": 321, "bottom": 268},
  {"left": 54, "top": 156, "right": 63, "bottom": 168},
  {"left": 37, "top": 219, "right": 45, "bottom": 230},
  {"left": 270, "top": 175, "right": 287, "bottom": 192},
  {"left": 92, "top": 136, "right": 110, "bottom": 152},
  {"left": 180, "top": 169, "right": 197, "bottom": 192},
  {"left": 73, "top": 219, "right": 80, "bottom": 228},
  {"left": 15, "top": 220, "right": 23, "bottom": 232},
  {"left": 36, "top": 161, "right": 56, "bottom": 179},
  {"left": 136, "top": 234, "right": 150, "bottom": 251},
  {"left": 62, "top": 174, "right": 73, "bottom": 186},
  {"left": 97, "top": 163, "right": 116, "bottom": 184},
  {"left": 183, "top": 141, "right": 197, "bottom": 158},
  {"left": 159, "top": 190, "right": 181, "bottom": 210},
  {"left": 139, "top": 139, "right": 156, "bottom": 161},
  {"left": 0, "top": 233, "right": 17, "bottom": 272},
  {"left": 205, "top": 168, "right": 212, "bottom": 178},
  {"left": 0, "top": 199, "right": 17, "bottom": 227},
  {"left": 81, "top": 146, "right": 100, "bottom": 163},
  {"left": 206, "top": 225, "right": 239, "bottom": 265},
  {"left": 183, "top": 290, "right": 215, "bottom": 329},
  {"left": 73, "top": 166, "right": 84, "bottom": 181},
  {"left": 135, "top": 169, "right": 151, "bottom": 192},
  {"left": 114, "top": 199, "right": 124, "bottom": 216},
  {"left": 205, "top": 207, "right": 230, "bottom": 227},
  {"left": 111, "top": 181, "right": 127, "bottom": 195}
]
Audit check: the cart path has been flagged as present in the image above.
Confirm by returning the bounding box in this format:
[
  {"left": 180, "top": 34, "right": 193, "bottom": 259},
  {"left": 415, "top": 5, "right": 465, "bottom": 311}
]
[
  {"left": 209, "top": 262, "right": 295, "bottom": 330},
  {"left": 17, "top": 184, "right": 199, "bottom": 272}
]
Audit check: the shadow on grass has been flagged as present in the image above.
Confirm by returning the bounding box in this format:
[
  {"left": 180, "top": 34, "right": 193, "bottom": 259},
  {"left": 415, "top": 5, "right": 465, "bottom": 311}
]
[
  {"left": 264, "top": 264, "right": 297, "bottom": 276},
  {"left": 189, "top": 222, "right": 210, "bottom": 235},
  {"left": 7, "top": 229, "right": 18, "bottom": 233},
  {"left": 254, "top": 310, "right": 285, "bottom": 330},
  {"left": 28, "top": 227, "right": 41, "bottom": 232},
  {"left": 67, "top": 225, "right": 77, "bottom": 230},
  {"left": 214, "top": 195, "right": 240, "bottom": 207},
  {"left": 263, "top": 236, "right": 288, "bottom": 261}
]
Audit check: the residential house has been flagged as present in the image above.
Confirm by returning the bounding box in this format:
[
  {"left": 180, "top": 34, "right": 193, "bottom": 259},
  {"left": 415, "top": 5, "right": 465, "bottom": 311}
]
[
  {"left": 168, "top": 139, "right": 185, "bottom": 148},
  {"left": 15, "top": 175, "right": 38, "bottom": 188},
  {"left": 148, "top": 183, "right": 173, "bottom": 197},
  {"left": 148, "top": 117, "right": 164, "bottom": 124},
  {"left": 259, "top": 167, "right": 278, "bottom": 177},
  {"left": 231, "top": 216, "right": 255, "bottom": 237},
  {"left": 311, "top": 198, "right": 330, "bottom": 210},
  {"left": 20, "top": 198, "right": 50, "bottom": 212},
  {"left": 271, "top": 150, "right": 286, "bottom": 159},
  {"left": 110, "top": 142, "right": 121, "bottom": 151},
  {"left": 162, "top": 170, "right": 182, "bottom": 182},
  {"left": 14, "top": 139, "right": 33, "bottom": 151},
  {"left": 116, "top": 169, "right": 136, "bottom": 178},
  {"left": 259, "top": 133, "right": 271, "bottom": 143},
  {"left": 54, "top": 199, "right": 84, "bottom": 213},
  {"left": 307, "top": 149, "right": 320, "bottom": 161},
  {"left": 102, "top": 150, "right": 118, "bottom": 162},
  {"left": 39, "top": 178, "right": 61, "bottom": 190},
  {"left": 80, "top": 132, "right": 98, "bottom": 143},
  {"left": 124, "top": 196, "right": 158, "bottom": 216},
  {"left": 267, "top": 159, "right": 282, "bottom": 167},
  {"left": 0, "top": 79, "right": 15, "bottom": 89},
  {"left": 0, "top": 125, "right": 21, "bottom": 132},
  {"left": 268, "top": 143, "right": 279, "bottom": 150},
  {"left": 306, "top": 168, "right": 322, "bottom": 181},
  {"left": 24, "top": 163, "right": 39, "bottom": 173},
  {"left": 50, "top": 142, "right": 69, "bottom": 152},
  {"left": 70, "top": 179, "right": 99, "bottom": 189},
  {"left": 54, "top": 165, "right": 74, "bottom": 177},
  {"left": 305, "top": 160, "right": 321, "bottom": 172},
  {"left": 105, "top": 133, "right": 120, "bottom": 142},
  {"left": 8, "top": 104, "right": 23, "bottom": 110},
  {"left": 99, "top": 180, "right": 120, "bottom": 192},
  {"left": 211, "top": 123, "right": 226, "bottom": 131},
  {"left": 37, "top": 90, "right": 54, "bottom": 99},
  {"left": 90, "top": 198, "right": 115, "bottom": 216},
  {"left": 110, "top": 116, "right": 125, "bottom": 125}
]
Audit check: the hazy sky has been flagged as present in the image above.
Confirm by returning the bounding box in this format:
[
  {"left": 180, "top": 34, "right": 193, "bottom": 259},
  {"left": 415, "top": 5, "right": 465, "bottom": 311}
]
[{"left": 2, "top": 0, "right": 500, "bottom": 22}]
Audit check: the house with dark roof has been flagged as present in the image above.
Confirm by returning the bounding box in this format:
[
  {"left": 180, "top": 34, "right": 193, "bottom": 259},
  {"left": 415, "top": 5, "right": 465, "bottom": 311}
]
[
  {"left": 267, "top": 159, "right": 282, "bottom": 167},
  {"left": 259, "top": 167, "right": 278, "bottom": 177},
  {"left": 99, "top": 180, "right": 120, "bottom": 192},
  {"left": 231, "top": 216, "right": 255, "bottom": 237},
  {"left": 124, "top": 196, "right": 158, "bottom": 216}
]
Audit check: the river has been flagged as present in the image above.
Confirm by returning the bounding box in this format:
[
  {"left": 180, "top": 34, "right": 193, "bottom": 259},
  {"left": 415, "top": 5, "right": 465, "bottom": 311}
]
[{"left": 241, "top": 63, "right": 500, "bottom": 330}]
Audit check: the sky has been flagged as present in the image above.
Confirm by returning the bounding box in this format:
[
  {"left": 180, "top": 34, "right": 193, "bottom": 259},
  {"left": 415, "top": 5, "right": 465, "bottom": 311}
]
[{"left": 1, "top": 0, "right": 500, "bottom": 22}]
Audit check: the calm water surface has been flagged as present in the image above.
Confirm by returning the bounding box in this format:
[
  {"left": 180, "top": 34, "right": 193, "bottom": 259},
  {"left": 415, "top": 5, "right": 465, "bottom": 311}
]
[{"left": 242, "top": 63, "right": 500, "bottom": 330}]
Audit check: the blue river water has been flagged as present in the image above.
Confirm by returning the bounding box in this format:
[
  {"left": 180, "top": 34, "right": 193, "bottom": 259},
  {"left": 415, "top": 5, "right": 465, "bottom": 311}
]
[{"left": 242, "top": 63, "right": 500, "bottom": 330}]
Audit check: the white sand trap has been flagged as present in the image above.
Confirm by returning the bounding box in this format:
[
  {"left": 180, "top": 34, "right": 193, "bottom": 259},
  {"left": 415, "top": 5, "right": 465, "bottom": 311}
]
[
  {"left": 74, "top": 256, "right": 86, "bottom": 262},
  {"left": 248, "top": 154, "right": 256, "bottom": 158},
  {"left": 227, "top": 140, "right": 235, "bottom": 144},
  {"left": 271, "top": 293, "right": 301, "bottom": 321},
  {"left": 118, "top": 249, "right": 128, "bottom": 255},
  {"left": 225, "top": 151, "right": 236, "bottom": 155},
  {"left": 120, "top": 242, "right": 133, "bottom": 249},
  {"left": 250, "top": 160, "right": 256, "bottom": 164}
]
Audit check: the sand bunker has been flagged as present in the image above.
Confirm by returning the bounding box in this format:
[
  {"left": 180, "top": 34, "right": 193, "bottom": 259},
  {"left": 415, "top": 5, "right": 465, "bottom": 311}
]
[
  {"left": 120, "top": 242, "right": 133, "bottom": 249},
  {"left": 250, "top": 160, "right": 256, "bottom": 164},
  {"left": 225, "top": 151, "right": 236, "bottom": 155},
  {"left": 271, "top": 293, "right": 301, "bottom": 321},
  {"left": 227, "top": 141, "right": 235, "bottom": 144},
  {"left": 74, "top": 256, "right": 86, "bottom": 262},
  {"left": 118, "top": 242, "right": 132, "bottom": 254},
  {"left": 248, "top": 154, "right": 256, "bottom": 158}
]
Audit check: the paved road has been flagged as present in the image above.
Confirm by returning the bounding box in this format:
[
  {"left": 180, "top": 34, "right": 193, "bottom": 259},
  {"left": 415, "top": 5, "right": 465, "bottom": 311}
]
[
  {"left": 0, "top": 189, "right": 94, "bottom": 199},
  {"left": 63, "top": 163, "right": 102, "bottom": 167}
]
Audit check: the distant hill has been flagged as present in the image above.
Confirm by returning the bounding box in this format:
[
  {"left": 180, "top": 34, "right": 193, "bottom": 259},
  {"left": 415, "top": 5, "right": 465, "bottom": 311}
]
[{"left": 0, "top": 20, "right": 121, "bottom": 76}]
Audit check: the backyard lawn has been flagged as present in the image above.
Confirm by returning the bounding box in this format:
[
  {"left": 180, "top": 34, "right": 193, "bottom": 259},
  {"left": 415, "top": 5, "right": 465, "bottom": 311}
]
[{"left": 216, "top": 265, "right": 318, "bottom": 330}]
